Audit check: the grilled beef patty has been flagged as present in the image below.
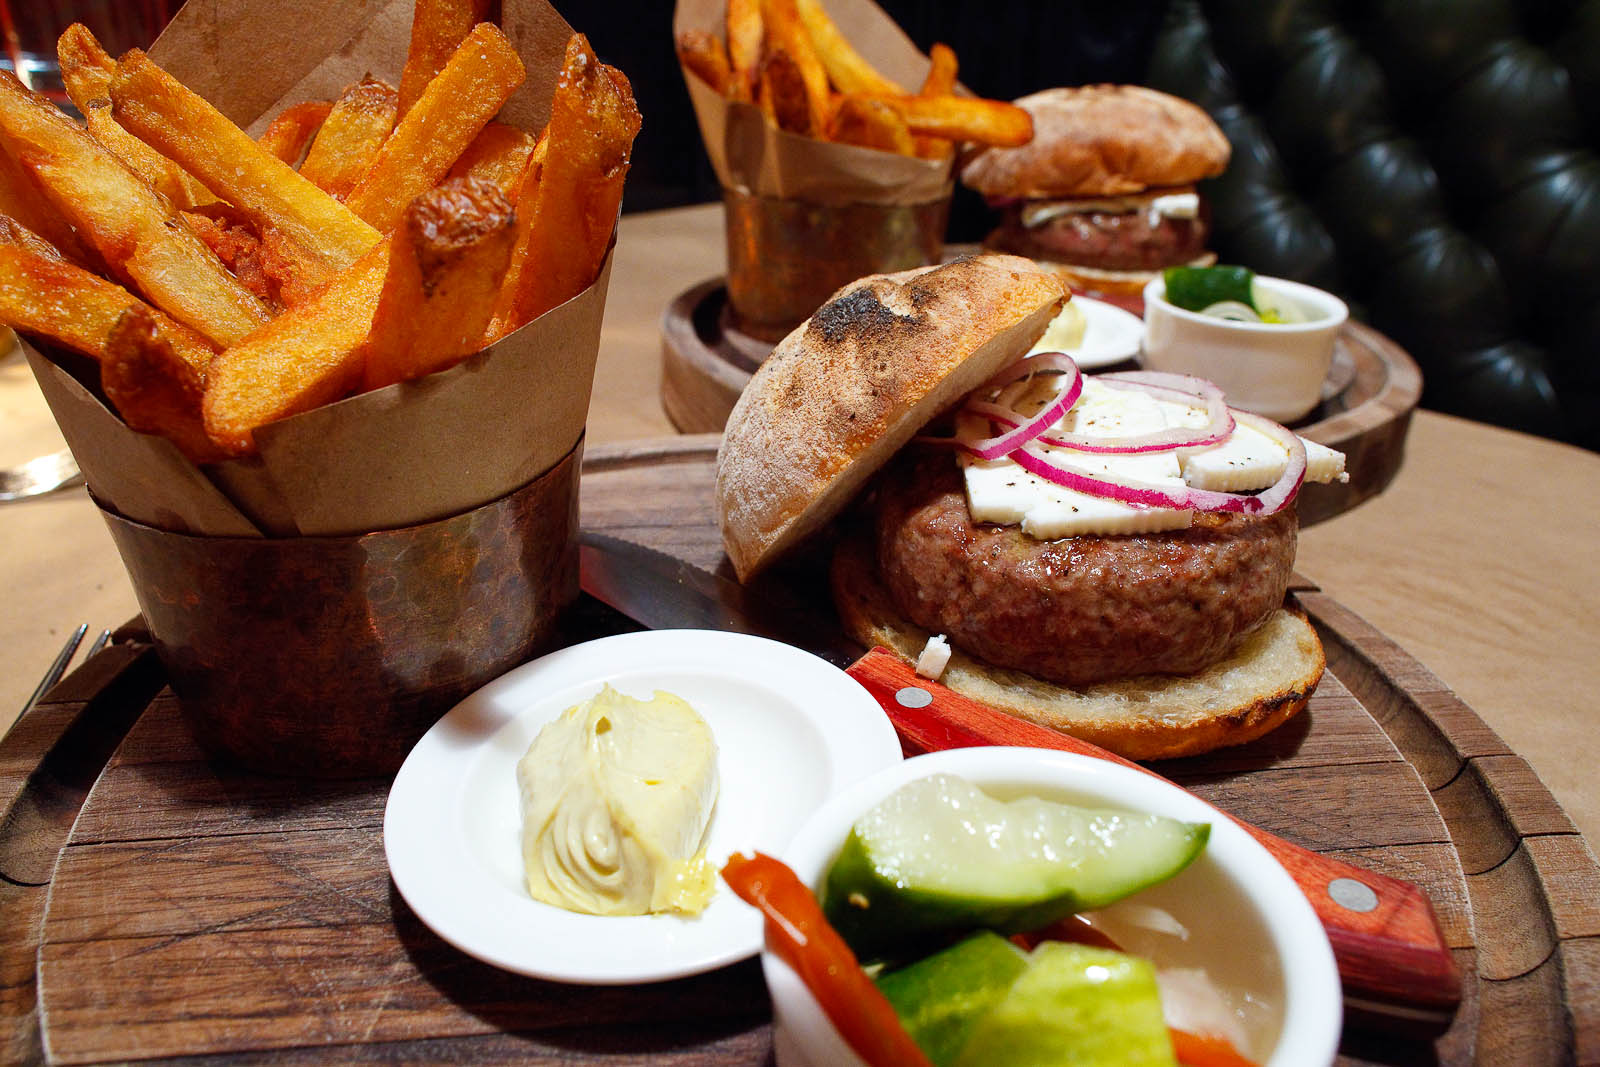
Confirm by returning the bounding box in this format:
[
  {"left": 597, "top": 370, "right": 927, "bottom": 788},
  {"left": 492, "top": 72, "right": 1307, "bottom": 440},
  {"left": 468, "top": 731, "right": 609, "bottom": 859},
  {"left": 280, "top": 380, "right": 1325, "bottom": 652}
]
[{"left": 873, "top": 451, "right": 1297, "bottom": 687}]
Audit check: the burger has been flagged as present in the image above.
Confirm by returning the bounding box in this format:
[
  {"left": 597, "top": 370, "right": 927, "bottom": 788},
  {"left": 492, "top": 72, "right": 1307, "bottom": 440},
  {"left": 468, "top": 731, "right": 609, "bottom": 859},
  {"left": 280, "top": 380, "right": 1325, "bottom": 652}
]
[
  {"left": 714, "top": 255, "right": 1345, "bottom": 760},
  {"left": 959, "top": 85, "right": 1230, "bottom": 308}
]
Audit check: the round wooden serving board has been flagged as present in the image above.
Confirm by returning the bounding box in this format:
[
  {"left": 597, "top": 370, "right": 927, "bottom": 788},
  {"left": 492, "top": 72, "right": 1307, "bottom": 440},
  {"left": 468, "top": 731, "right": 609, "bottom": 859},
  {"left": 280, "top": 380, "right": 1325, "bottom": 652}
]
[
  {"left": 660, "top": 279, "right": 1423, "bottom": 526},
  {"left": 2, "top": 438, "right": 1594, "bottom": 1066}
]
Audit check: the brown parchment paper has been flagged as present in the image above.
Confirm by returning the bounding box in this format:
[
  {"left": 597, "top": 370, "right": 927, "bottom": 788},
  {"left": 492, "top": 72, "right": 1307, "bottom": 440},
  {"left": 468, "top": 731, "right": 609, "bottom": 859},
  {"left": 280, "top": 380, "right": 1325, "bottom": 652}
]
[
  {"left": 673, "top": 0, "right": 954, "bottom": 205},
  {"left": 26, "top": 0, "right": 615, "bottom": 538}
]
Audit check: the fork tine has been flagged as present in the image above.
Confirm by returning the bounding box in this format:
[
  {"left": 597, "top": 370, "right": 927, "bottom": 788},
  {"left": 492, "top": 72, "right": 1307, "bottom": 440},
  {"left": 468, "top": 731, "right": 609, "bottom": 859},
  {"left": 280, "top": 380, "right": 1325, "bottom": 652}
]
[{"left": 20, "top": 624, "right": 89, "bottom": 718}]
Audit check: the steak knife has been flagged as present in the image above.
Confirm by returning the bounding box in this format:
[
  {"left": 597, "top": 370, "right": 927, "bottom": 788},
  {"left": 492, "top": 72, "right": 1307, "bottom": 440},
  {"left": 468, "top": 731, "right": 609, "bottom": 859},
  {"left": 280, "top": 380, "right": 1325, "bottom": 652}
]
[{"left": 578, "top": 531, "right": 1461, "bottom": 1034}]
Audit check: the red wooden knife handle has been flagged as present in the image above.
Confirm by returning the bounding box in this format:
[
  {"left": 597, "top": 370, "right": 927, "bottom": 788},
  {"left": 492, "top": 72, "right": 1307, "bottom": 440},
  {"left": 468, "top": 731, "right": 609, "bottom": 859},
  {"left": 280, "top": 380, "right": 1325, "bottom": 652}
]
[{"left": 845, "top": 647, "right": 1461, "bottom": 1034}]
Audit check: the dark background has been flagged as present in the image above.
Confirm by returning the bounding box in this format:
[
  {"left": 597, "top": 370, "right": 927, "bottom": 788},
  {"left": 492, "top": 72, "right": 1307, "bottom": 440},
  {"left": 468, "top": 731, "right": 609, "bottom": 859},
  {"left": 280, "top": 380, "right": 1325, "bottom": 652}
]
[{"left": 10, "top": 0, "right": 1171, "bottom": 239}]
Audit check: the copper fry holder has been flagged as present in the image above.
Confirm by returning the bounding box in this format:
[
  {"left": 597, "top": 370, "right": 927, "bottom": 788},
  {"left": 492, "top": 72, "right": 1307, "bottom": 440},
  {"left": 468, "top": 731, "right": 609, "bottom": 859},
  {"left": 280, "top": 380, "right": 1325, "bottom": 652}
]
[{"left": 97, "top": 439, "right": 584, "bottom": 778}]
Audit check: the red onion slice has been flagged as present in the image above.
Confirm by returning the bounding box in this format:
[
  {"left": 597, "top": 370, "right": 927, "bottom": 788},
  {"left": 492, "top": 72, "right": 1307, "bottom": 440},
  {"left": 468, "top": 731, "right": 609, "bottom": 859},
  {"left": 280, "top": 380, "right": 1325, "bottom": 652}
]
[
  {"left": 969, "top": 386, "right": 1234, "bottom": 455},
  {"left": 959, "top": 353, "right": 1083, "bottom": 461}
]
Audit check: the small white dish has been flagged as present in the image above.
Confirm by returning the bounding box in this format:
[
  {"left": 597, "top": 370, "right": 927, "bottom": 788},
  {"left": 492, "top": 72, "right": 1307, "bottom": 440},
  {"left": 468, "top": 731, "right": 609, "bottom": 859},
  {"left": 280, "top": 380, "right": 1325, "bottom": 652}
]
[
  {"left": 1029, "top": 294, "right": 1145, "bottom": 369},
  {"left": 384, "top": 629, "right": 902, "bottom": 985},
  {"left": 765, "top": 747, "right": 1342, "bottom": 1067},
  {"left": 1141, "top": 274, "right": 1348, "bottom": 423}
]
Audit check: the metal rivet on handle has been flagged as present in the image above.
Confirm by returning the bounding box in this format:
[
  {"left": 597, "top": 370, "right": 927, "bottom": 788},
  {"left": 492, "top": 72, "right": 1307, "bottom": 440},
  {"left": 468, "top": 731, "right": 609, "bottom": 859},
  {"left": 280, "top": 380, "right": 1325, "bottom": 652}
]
[
  {"left": 1328, "top": 877, "right": 1379, "bottom": 913},
  {"left": 895, "top": 687, "right": 933, "bottom": 709}
]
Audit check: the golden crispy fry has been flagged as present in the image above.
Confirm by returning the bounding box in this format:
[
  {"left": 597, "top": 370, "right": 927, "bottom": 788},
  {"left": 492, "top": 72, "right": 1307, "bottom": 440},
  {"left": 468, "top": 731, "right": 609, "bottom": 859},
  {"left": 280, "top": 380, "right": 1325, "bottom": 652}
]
[
  {"left": 56, "top": 23, "right": 115, "bottom": 110},
  {"left": 101, "top": 304, "right": 225, "bottom": 463},
  {"left": 760, "top": 0, "right": 832, "bottom": 134},
  {"left": 725, "top": 0, "right": 764, "bottom": 101},
  {"left": 203, "top": 239, "right": 392, "bottom": 455},
  {"left": 181, "top": 205, "right": 331, "bottom": 312},
  {"left": 0, "top": 72, "right": 271, "bottom": 346},
  {"left": 362, "top": 177, "right": 515, "bottom": 390},
  {"left": 826, "top": 95, "right": 914, "bottom": 154},
  {"left": 257, "top": 100, "right": 332, "bottom": 165},
  {"left": 111, "top": 51, "right": 378, "bottom": 271},
  {"left": 344, "top": 23, "right": 525, "bottom": 235},
  {"left": 913, "top": 43, "right": 959, "bottom": 159},
  {"left": 676, "top": 30, "right": 733, "bottom": 97},
  {"left": 490, "top": 35, "right": 639, "bottom": 338},
  {"left": 446, "top": 121, "right": 536, "bottom": 197},
  {"left": 794, "top": 0, "right": 904, "bottom": 96},
  {"left": 83, "top": 98, "right": 213, "bottom": 208},
  {"left": 0, "top": 141, "right": 97, "bottom": 266},
  {"left": 0, "top": 215, "right": 215, "bottom": 373},
  {"left": 397, "top": 0, "right": 491, "bottom": 116},
  {"left": 857, "top": 92, "right": 1033, "bottom": 147},
  {"left": 758, "top": 47, "right": 814, "bottom": 135},
  {"left": 919, "top": 42, "right": 958, "bottom": 96},
  {"left": 299, "top": 78, "right": 399, "bottom": 200},
  {"left": 61, "top": 24, "right": 215, "bottom": 209}
]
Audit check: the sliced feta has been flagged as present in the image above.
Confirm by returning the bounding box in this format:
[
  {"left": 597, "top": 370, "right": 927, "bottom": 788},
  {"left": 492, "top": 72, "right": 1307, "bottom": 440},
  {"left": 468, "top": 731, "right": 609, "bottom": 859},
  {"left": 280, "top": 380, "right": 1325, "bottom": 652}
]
[
  {"left": 915, "top": 635, "right": 952, "bottom": 680},
  {"left": 1181, "top": 422, "right": 1348, "bottom": 490}
]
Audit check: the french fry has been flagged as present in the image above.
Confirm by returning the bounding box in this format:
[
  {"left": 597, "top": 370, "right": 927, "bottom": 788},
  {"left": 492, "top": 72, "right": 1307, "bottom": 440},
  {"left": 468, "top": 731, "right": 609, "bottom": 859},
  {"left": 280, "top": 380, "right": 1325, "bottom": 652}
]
[
  {"left": 857, "top": 91, "right": 1033, "bottom": 147},
  {"left": 919, "top": 42, "right": 958, "bottom": 96},
  {"left": 0, "top": 140, "right": 97, "bottom": 266},
  {"left": 826, "top": 95, "right": 914, "bottom": 154},
  {"left": 913, "top": 42, "right": 958, "bottom": 159},
  {"left": 203, "top": 239, "right": 392, "bottom": 456},
  {"left": 446, "top": 122, "right": 536, "bottom": 198},
  {"left": 111, "top": 50, "right": 378, "bottom": 272},
  {"left": 0, "top": 71, "right": 271, "bottom": 347},
  {"left": 397, "top": 0, "right": 491, "bottom": 116},
  {"left": 61, "top": 26, "right": 216, "bottom": 209},
  {"left": 676, "top": 30, "right": 733, "bottom": 98},
  {"left": 56, "top": 23, "right": 115, "bottom": 108},
  {"left": 181, "top": 205, "right": 330, "bottom": 312},
  {"left": 83, "top": 98, "right": 212, "bottom": 209},
  {"left": 758, "top": 48, "right": 815, "bottom": 135},
  {"left": 362, "top": 177, "right": 515, "bottom": 390},
  {"left": 489, "top": 35, "right": 638, "bottom": 337},
  {"left": 101, "top": 304, "right": 225, "bottom": 463},
  {"left": 344, "top": 23, "right": 525, "bottom": 235},
  {"left": 299, "top": 77, "right": 399, "bottom": 200},
  {"left": 725, "top": 0, "right": 764, "bottom": 101},
  {"left": 794, "top": 0, "right": 904, "bottom": 96},
  {"left": 760, "top": 0, "right": 833, "bottom": 135},
  {"left": 257, "top": 100, "right": 332, "bottom": 165},
  {"left": 0, "top": 215, "right": 215, "bottom": 373}
]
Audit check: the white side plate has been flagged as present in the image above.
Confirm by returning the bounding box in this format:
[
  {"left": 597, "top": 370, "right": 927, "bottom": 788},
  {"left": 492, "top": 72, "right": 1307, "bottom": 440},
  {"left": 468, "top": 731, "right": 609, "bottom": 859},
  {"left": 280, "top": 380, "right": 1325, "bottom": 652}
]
[{"left": 384, "top": 629, "right": 902, "bottom": 985}]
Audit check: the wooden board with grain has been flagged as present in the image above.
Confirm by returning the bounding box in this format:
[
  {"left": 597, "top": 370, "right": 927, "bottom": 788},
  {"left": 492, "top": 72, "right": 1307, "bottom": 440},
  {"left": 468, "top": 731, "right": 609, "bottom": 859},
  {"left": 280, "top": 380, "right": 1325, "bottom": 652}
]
[
  {"left": 660, "top": 280, "right": 1423, "bottom": 525},
  {"left": 1, "top": 437, "right": 1593, "bottom": 1066}
]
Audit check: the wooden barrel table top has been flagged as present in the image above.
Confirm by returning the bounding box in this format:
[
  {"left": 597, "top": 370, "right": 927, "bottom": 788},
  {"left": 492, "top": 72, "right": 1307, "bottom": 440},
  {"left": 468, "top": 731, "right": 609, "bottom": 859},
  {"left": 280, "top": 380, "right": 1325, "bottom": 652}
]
[{"left": 2, "top": 437, "right": 1595, "bottom": 1066}]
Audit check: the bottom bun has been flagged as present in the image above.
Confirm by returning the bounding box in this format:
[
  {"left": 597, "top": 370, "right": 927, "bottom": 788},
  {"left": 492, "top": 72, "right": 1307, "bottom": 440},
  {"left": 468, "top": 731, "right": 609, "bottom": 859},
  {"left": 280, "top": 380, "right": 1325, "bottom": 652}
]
[{"left": 831, "top": 530, "right": 1325, "bottom": 761}]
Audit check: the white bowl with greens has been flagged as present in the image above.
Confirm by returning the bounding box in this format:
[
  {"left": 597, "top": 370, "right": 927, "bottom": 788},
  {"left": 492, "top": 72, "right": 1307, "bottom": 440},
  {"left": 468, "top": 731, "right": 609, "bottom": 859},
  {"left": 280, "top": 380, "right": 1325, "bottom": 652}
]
[
  {"left": 1142, "top": 267, "right": 1348, "bottom": 424},
  {"left": 763, "top": 746, "right": 1341, "bottom": 1067}
]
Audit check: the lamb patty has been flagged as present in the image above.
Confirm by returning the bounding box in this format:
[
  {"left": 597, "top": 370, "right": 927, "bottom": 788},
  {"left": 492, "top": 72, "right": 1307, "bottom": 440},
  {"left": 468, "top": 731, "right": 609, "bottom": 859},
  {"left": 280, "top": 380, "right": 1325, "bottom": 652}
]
[{"left": 873, "top": 451, "right": 1297, "bottom": 687}]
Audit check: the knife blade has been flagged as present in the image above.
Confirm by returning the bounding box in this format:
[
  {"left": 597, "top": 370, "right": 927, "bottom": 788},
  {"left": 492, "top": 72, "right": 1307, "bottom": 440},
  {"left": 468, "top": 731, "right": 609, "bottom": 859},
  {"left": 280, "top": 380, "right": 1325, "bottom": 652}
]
[{"left": 578, "top": 531, "right": 1461, "bottom": 1034}]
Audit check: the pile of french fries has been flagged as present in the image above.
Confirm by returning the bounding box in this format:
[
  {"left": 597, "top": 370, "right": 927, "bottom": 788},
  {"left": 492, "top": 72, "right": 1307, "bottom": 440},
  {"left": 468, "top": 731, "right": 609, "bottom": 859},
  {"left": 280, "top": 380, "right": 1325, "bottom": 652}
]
[
  {"left": 677, "top": 0, "right": 1030, "bottom": 158},
  {"left": 0, "top": 1, "right": 640, "bottom": 461}
]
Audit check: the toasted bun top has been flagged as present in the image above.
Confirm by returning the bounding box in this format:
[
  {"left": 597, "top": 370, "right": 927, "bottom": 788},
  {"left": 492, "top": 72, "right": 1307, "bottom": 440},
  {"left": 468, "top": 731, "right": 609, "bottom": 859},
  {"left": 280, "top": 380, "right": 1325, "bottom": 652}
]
[
  {"left": 960, "top": 85, "right": 1230, "bottom": 199},
  {"left": 715, "top": 255, "right": 1065, "bottom": 582}
]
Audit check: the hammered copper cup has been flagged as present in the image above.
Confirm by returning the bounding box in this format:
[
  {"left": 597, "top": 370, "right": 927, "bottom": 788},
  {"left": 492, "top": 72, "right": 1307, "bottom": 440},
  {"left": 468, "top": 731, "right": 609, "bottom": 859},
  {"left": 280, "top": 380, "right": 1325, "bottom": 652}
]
[
  {"left": 98, "top": 441, "right": 583, "bottom": 778},
  {"left": 723, "top": 188, "right": 950, "bottom": 341}
]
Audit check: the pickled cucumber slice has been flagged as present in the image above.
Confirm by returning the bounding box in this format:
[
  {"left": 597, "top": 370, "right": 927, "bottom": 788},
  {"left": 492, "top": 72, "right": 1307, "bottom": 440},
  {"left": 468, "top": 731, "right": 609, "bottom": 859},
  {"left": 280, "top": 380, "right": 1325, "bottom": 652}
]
[
  {"left": 876, "top": 932, "right": 1028, "bottom": 1066},
  {"left": 822, "top": 774, "right": 1208, "bottom": 957},
  {"left": 954, "top": 942, "right": 1176, "bottom": 1067},
  {"left": 1162, "top": 264, "right": 1256, "bottom": 313}
]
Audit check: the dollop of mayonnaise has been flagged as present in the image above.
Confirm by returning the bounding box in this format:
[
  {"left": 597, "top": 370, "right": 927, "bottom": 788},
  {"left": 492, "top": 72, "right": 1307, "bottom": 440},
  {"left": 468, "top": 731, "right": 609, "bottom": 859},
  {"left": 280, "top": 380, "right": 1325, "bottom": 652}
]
[{"left": 516, "top": 685, "right": 719, "bottom": 917}]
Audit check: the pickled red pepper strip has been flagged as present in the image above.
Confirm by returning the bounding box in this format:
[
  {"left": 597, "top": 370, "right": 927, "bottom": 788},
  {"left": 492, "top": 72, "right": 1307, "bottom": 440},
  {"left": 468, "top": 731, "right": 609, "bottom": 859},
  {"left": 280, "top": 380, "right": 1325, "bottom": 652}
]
[
  {"left": 1169, "top": 1027, "right": 1261, "bottom": 1067},
  {"left": 721, "top": 852, "right": 934, "bottom": 1067}
]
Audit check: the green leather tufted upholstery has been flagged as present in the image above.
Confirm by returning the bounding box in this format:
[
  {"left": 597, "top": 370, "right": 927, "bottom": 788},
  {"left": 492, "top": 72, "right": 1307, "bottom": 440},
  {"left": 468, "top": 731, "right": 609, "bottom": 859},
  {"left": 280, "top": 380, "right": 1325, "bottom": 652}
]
[{"left": 1144, "top": 0, "right": 1600, "bottom": 450}]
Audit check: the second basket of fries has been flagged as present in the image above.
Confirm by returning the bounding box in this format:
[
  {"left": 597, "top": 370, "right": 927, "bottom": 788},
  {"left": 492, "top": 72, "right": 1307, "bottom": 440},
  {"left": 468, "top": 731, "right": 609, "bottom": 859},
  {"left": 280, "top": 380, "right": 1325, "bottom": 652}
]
[
  {"left": 1, "top": 0, "right": 640, "bottom": 776},
  {"left": 674, "top": 0, "right": 1032, "bottom": 339}
]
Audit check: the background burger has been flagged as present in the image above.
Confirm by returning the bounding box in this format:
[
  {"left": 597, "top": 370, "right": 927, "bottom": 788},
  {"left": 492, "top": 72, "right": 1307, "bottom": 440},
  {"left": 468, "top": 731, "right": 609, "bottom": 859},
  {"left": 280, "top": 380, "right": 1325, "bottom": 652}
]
[
  {"left": 715, "top": 255, "right": 1345, "bottom": 760},
  {"left": 959, "top": 85, "right": 1230, "bottom": 310}
]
